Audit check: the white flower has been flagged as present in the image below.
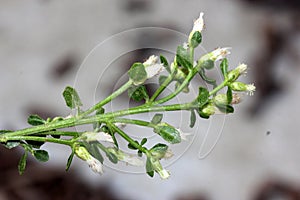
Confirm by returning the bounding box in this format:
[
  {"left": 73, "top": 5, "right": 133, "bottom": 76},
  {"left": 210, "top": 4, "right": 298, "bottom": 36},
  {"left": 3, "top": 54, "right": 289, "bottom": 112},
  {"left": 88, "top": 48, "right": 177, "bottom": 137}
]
[
  {"left": 86, "top": 156, "right": 103, "bottom": 174},
  {"left": 231, "top": 93, "right": 243, "bottom": 104},
  {"left": 246, "top": 83, "right": 256, "bottom": 96},
  {"left": 163, "top": 149, "right": 174, "bottom": 159},
  {"left": 143, "top": 55, "right": 164, "bottom": 79},
  {"left": 158, "top": 169, "right": 170, "bottom": 179},
  {"left": 210, "top": 47, "right": 231, "bottom": 61},
  {"left": 192, "top": 12, "right": 204, "bottom": 33},
  {"left": 183, "top": 42, "right": 189, "bottom": 50},
  {"left": 236, "top": 63, "right": 247, "bottom": 75},
  {"left": 121, "top": 154, "right": 144, "bottom": 166},
  {"left": 143, "top": 55, "right": 158, "bottom": 66},
  {"left": 84, "top": 131, "right": 114, "bottom": 143}
]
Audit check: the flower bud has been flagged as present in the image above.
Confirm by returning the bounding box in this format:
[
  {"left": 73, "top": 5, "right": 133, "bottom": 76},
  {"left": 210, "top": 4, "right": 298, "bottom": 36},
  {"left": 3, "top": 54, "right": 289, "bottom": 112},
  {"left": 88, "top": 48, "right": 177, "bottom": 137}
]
[
  {"left": 143, "top": 55, "right": 164, "bottom": 79},
  {"left": 148, "top": 156, "right": 170, "bottom": 179},
  {"left": 107, "top": 147, "right": 144, "bottom": 166},
  {"left": 230, "top": 82, "right": 256, "bottom": 96},
  {"left": 198, "top": 47, "right": 231, "bottom": 69},
  {"left": 227, "top": 63, "right": 247, "bottom": 82},
  {"left": 213, "top": 94, "right": 229, "bottom": 107},
  {"left": 150, "top": 143, "right": 168, "bottom": 160},
  {"left": 201, "top": 104, "right": 216, "bottom": 117},
  {"left": 154, "top": 123, "right": 181, "bottom": 144},
  {"left": 192, "top": 12, "right": 204, "bottom": 33}
]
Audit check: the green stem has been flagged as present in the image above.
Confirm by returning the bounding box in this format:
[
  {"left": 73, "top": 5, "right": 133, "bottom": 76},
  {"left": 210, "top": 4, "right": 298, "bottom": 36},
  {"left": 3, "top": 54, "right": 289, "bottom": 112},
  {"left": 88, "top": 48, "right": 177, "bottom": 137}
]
[
  {"left": 149, "top": 72, "right": 174, "bottom": 103},
  {"left": 111, "top": 118, "right": 155, "bottom": 128},
  {"left": 81, "top": 80, "right": 132, "bottom": 116},
  {"left": 4, "top": 136, "right": 73, "bottom": 146},
  {"left": 209, "top": 79, "right": 228, "bottom": 96},
  {"left": 107, "top": 122, "right": 149, "bottom": 154}
]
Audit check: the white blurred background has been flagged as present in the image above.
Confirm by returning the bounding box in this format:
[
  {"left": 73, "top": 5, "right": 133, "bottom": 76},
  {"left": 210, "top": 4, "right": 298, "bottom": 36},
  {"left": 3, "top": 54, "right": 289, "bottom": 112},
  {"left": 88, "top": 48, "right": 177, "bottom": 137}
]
[{"left": 1, "top": 0, "right": 300, "bottom": 199}]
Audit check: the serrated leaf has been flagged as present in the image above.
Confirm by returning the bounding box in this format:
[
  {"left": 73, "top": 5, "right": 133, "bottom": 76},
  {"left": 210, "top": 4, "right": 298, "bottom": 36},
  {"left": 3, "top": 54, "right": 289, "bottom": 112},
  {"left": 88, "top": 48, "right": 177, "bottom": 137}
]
[
  {"left": 176, "top": 45, "right": 192, "bottom": 69},
  {"left": 18, "top": 152, "right": 27, "bottom": 175},
  {"left": 33, "top": 150, "right": 49, "bottom": 162},
  {"left": 128, "top": 85, "right": 149, "bottom": 102},
  {"left": 190, "top": 109, "right": 196, "bottom": 128},
  {"left": 160, "top": 55, "right": 170, "bottom": 73},
  {"left": 151, "top": 113, "right": 163, "bottom": 125},
  {"left": 190, "top": 31, "right": 202, "bottom": 48},
  {"left": 158, "top": 75, "right": 168, "bottom": 86},
  {"left": 146, "top": 157, "right": 154, "bottom": 177},
  {"left": 27, "top": 114, "right": 45, "bottom": 126},
  {"left": 66, "top": 151, "right": 74, "bottom": 171},
  {"left": 197, "top": 87, "right": 209, "bottom": 106},
  {"left": 220, "top": 58, "right": 228, "bottom": 78},
  {"left": 128, "top": 63, "right": 147, "bottom": 85},
  {"left": 62, "top": 86, "right": 83, "bottom": 109}
]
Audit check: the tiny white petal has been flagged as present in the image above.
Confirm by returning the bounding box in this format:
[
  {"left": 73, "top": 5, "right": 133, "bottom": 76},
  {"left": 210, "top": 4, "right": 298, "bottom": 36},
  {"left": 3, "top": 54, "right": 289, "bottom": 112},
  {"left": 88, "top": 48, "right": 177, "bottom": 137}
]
[
  {"left": 85, "top": 132, "right": 114, "bottom": 143},
  {"left": 183, "top": 42, "right": 189, "bottom": 50},
  {"left": 143, "top": 55, "right": 158, "bottom": 66},
  {"left": 158, "top": 169, "right": 170, "bottom": 179},
  {"left": 211, "top": 47, "right": 231, "bottom": 61},
  {"left": 246, "top": 84, "right": 256, "bottom": 96},
  {"left": 236, "top": 63, "right": 247, "bottom": 75},
  {"left": 145, "top": 64, "right": 164, "bottom": 79},
  {"left": 87, "top": 157, "right": 103, "bottom": 174},
  {"left": 192, "top": 12, "right": 204, "bottom": 32}
]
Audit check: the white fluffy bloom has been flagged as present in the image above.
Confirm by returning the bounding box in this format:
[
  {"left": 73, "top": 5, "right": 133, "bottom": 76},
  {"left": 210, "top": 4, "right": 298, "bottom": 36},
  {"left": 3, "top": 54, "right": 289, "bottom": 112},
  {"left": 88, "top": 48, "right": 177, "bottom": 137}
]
[
  {"left": 236, "top": 63, "right": 247, "bottom": 75},
  {"left": 210, "top": 47, "right": 231, "bottom": 61},
  {"left": 84, "top": 131, "right": 114, "bottom": 143},
  {"left": 143, "top": 55, "right": 164, "bottom": 79},
  {"left": 246, "top": 83, "right": 256, "bottom": 96},
  {"left": 86, "top": 157, "right": 103, "bottom": 174},
  {"left": 192, "top": 12, "right": 205, "bottom": 33}
]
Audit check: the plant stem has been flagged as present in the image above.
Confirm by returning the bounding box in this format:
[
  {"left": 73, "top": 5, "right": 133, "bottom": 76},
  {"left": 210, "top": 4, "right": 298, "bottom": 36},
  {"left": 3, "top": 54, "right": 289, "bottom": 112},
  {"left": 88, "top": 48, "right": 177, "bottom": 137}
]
[
  {"left": 81, "top": 80, "right": 133, "bottom": 116},
  {"left": 4, "top": 136, "right": 73, "bottom": 146},
  {"left": 111, "top": 118, "right": 155, "bottom": 128}
]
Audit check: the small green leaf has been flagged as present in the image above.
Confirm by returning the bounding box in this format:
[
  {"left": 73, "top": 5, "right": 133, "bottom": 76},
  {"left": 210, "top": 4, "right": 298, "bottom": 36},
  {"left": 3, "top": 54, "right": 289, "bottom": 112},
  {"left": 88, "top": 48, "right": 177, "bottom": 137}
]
[
  {"left": 27, "top": 114, "right": 45, "bottom": 126},
  {"left": 160, "top": 55, "right": 170, "bottom": 73},
  {"left": 66, "top": 151, "right": 75, "bottom": 171},
  {"left": 62, "top": 86, "right": 83, "bottom": 109},
  {"left": 4, "top": 141, "right": 20, "bottom": 149},
  {"left": 227, "top": 87, "right": 233, "bottom": 104},
  {"left": 151, "top": 113, "right": 163, "bottom": 125},
  {"left": 158, "top": 75, "right": 168, "bottom": 86},
  {"left": 18, "top": 152, "right": 28, "bottom": 175},
  {"left": 176, "top": 45, "right": 192, "bottom": 69},
  {"left": 33, "top": 150, "right": 49, "bottom": 162},
  {"left": 154, "top": 123, "right": 181, "bottom": 144},
  {"left": 190, "top": 31, "right": 202, "bottom": 48},
  {"left": 201, "top": 59, "right": 214, "bottom": 70},
  {"left": 216, "top": 104, "right": 234, "bottom": 113},
  {"left": 190, "top": 109, "right": 196, "bottom": 128},
  {"left": 220, "top": 58, "right": 228, "bottom": 78},
  {"left": 150, "top": 143, "right": 168, "bottom": 160},
  {"left": 146, "top": 157, "right": 154, "bottom": 177},
  {"left": 26, "top": 135, "right": 46, "bottom": 149},
  {"left": 90, "top": 143, "right": 104, "bottom": 164},
  {"left": 128, "top": 63, "right": 147, "bottom": 85},
  {"left": 128, "top": 85, "right": 149, "bottom": 102},
  {"left": 141, "top": 138, "right": 147, "bottom": 146},
  {"left": 106, "top": 152, "right": 118, "bottom": 164},
  {"left": 197, "top": 87, "right": 209, "bottom": 106}
]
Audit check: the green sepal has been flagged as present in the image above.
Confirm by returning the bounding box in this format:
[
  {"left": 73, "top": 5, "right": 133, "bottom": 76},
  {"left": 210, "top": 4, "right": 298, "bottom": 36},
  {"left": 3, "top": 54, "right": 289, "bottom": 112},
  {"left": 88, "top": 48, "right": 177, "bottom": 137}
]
[
  {"left": 128, "top": 62, "right": 147, "bottom": 85},
  {"left": 27, "top": 114, "right": 45, "bottom": 126},
  {"left": 65, "top": 151, "right": 75, "bottom": 171},
  {"left": 226, "top": 87, "right": 233, "bottom": 104},
  {"left": 128, "top": 85, "right": 149, "bottom": 102},
  {"left": 151, "top": 113, "right": 163, "bottom": 125},
  {"left": 150, "top": 143, "right": 168, "bottom": 160},
  {"left": 216, "top": 104, "right": 234, "bottom": 114},
  {"left": 146, "top": 157, "right": 154, "bottom": 177},
  {"left": 190, "top": 109, "right": 196, "bottom": 128},
  {"left": 220, "top": 58, "right": 228, "bottom": 78},
  {"left": 176, "top": 45, "right": 192, "bottom": 69},
  {"left": 201, "top": 59, "right": 214, "bottom": 70},
  {"left": 106, "top": 152, "right": 118, "bottom": 164},
  {"left": 33, "top": 149, "right": 49, "bottom": 162},
  {"left": 160, "top": 55, "right": 170, "bottom": 73},
  {"left": 154, "top": 123, "right": 181, "bottom": 144},
  {"left": 62, "top": 86, "right": 83, "bottom": 109},
  {"left": 190, "top": 31, "right": 202, "bottom": 48},
  {"left": 18, "top": 151, "right": 28, "bottom": 175},
  {"left": 197, "top": 87, "right": 209, "bottom": 107}
]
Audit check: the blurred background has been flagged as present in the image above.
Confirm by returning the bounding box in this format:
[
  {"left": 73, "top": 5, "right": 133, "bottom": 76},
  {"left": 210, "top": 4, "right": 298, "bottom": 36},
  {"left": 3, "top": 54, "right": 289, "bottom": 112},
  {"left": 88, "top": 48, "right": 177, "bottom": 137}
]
[{"left": 1, "top": 0, "right": 300, "bottom": 199}]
